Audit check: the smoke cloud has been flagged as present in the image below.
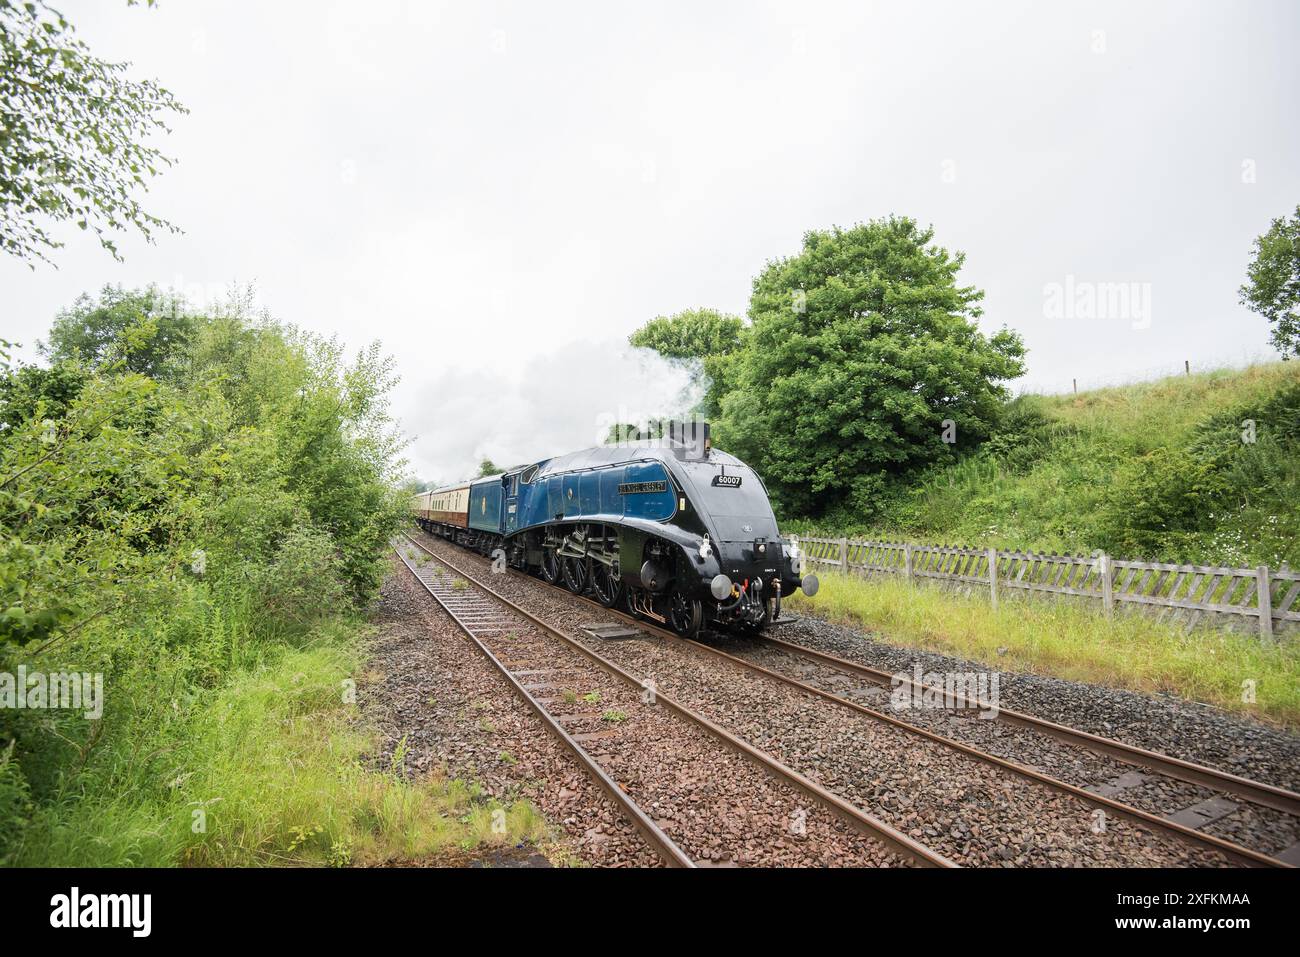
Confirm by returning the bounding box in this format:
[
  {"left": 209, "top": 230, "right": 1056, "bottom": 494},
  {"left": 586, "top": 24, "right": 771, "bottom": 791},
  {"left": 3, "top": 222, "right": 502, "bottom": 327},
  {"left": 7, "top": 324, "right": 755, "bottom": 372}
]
[{"left": 403, "top": 340, "right": 701, "bottom": 485}]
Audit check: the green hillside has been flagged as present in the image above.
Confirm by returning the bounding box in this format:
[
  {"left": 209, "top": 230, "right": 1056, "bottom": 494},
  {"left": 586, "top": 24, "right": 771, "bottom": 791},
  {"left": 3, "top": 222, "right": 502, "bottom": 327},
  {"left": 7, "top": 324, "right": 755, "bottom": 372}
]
[{"left": 784, "top": 362, "right": 1300, "bottom": 568}]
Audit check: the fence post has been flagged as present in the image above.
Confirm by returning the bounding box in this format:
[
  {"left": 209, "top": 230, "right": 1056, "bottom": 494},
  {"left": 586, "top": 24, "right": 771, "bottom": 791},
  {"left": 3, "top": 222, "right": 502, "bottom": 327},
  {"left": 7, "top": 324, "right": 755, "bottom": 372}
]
[
  {"left": 903, "top": 542, "right": 914, "bottom": 585},
  {"left": 838, "top": 537, "right": 848, "bottom": 571},
  {"left": 987, "top": 547, "right": 999, "bottom": 611},
  {"left": 1257, "top": 565, "right": 1273, "bottom": 640},
  {"left": 1099, "top": 552, "right": 1113, "bottom": 619}
]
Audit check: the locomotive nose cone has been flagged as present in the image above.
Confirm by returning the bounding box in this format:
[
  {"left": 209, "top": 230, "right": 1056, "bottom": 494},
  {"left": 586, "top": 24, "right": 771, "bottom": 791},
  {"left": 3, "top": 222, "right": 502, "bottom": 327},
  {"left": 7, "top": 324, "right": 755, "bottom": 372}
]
[
  {"left": 801, "top": 574, "right": 820, "bottom": 597},
  {"left": 710, "top": 574, "right": 732, "bottom": 600}
]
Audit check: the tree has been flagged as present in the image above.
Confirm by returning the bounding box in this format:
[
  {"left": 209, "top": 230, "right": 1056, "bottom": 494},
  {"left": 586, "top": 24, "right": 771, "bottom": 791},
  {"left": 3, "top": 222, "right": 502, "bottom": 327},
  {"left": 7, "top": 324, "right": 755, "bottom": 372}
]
[
  {"left": 39, "top": 285, "right": 195, "bottom": 379},
  {"left": 717, "top": 217, "right": 1026, "bottom": 516},
  {"left": 475, "top": 458, "right": 498, "bottom": 478},
  {"left": 0, "top": 359, "right": 88, "bottom": 429},
  {"left": 0, "top": 0, "right": 186, "bottom": 265},
  {"left": 0, "top": 295, "right": 409, "bottom": 652},
  {"left": 630, "top": 308, "right": 744, "bottom": 360},
  {"left": 1240, "top": 206, "right": 1300, "bottom": 358},
  {"left": 629, "top": 308, "right": 744, "bottom": 417}
]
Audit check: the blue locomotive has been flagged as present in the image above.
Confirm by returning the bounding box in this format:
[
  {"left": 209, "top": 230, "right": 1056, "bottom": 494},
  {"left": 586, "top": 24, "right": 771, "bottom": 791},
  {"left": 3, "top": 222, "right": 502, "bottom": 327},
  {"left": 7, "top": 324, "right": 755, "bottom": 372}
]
[{"left": 412, "top": 421, "right": 818, "bottom": 637}]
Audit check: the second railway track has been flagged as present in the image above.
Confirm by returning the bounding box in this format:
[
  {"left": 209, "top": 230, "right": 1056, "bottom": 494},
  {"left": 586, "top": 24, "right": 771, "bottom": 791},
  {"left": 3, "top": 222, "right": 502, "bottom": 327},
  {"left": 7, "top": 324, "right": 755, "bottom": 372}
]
[
  {"left": 394, "top": 538, "right": 951, "bottom": 868},
  {"left": 406, "top": 528, "right": 1299, "bottom": 867}
]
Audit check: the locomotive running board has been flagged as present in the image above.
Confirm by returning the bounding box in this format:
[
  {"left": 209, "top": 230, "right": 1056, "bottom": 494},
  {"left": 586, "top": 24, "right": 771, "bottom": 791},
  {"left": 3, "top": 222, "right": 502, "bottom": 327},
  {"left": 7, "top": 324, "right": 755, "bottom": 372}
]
[{"left": 579, "top": 623, "right": 651, "bottom": 641}]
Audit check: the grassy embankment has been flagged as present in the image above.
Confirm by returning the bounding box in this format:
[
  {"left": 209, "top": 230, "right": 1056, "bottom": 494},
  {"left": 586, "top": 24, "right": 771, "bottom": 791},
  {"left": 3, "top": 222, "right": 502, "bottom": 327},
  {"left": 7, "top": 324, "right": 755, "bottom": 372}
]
[
  {"left": 785, "top": 361, "right": 1300, "bottom": 568},
  {"left": 5, "top": 609, "right": 548, "bottom": 867}
]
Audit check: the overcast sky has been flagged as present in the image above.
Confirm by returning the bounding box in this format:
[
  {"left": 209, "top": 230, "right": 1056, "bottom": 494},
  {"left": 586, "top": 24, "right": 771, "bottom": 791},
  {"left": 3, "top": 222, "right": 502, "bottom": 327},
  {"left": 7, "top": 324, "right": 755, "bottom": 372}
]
[{"left": 3, "top": 0, "right": 1298, "bottom": 483}]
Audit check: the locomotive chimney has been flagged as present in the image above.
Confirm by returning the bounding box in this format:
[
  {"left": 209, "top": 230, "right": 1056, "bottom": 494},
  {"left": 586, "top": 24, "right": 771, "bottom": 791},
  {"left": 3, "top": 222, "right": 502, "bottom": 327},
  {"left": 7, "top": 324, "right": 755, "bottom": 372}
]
[{"left": 666, "top": 420, "right": 711, "bottom": 460}]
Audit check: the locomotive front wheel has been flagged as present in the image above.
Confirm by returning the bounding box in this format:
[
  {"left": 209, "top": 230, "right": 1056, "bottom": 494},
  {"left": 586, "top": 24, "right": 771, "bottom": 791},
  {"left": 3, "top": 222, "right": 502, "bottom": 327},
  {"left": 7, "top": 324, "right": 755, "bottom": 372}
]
[
  {"left": 668, "top": 589, "right": 703, "bottom": 639},
  {"left": 590, "top": 560, "right": 624, "bottom": 608},
  {"left": 562, "top": 555, "right": 589, "bottom": 595},
  {"left": 540, "top": 547, "right": 561, "bottom": 584}
]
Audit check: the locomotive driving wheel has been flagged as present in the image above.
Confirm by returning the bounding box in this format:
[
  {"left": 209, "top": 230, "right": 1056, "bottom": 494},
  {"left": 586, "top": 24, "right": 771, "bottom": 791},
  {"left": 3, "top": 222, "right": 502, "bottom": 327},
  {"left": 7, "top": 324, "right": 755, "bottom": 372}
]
[
  {"left": 561, "top": 555, "right": 589, "bottom": 595},
  {"left": 540, "top": 546, "right": 561, "bottom": 584},
  {"left": 590, "top": 559, "right": 624, "bottom": 608},
  {"left": 668, "top": 589, "right": 703, "bottom": 638}
]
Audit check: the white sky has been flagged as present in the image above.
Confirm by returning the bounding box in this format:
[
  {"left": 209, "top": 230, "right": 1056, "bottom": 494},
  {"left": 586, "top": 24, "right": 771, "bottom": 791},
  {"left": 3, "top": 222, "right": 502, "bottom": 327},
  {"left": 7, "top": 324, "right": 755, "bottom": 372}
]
[{"left": 3, "top": 0, "right": 1298, "bottom": 483}]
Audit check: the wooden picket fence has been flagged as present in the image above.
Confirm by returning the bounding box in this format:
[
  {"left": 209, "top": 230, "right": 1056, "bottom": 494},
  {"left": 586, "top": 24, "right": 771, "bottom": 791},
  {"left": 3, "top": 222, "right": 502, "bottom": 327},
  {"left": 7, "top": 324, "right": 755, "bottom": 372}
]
[{"left": 794, "top": 537, "right": 1300, "bottom": 638}]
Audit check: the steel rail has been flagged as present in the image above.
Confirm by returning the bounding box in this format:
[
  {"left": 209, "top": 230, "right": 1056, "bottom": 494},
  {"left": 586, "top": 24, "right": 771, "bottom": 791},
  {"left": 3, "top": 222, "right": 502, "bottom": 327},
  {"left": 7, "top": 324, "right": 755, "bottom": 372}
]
[
  {"left": 758, "top": 634, "right": 1300, "bottom": 819},
  {"left": 393, "top": 544, "right": 695, "bottom": 868},
  {"left": 400, "top": 534, "right": 954, "bottom": 868},
  {"left": 407, "top": 529, "right": 1293, "bottom": 868},
  {"left": 685, "top": 639, "right": 1285, "bottom": 867}
]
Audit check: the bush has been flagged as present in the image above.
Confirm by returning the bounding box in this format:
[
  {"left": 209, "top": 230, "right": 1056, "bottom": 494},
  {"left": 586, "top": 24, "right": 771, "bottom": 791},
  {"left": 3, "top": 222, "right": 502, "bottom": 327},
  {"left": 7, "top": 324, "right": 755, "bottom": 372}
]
[
  {"left": 1091, "top": 447, "right": 1226, "bottom": 559},
  {"left": 982, "top": 397, "right": 1077, "bottom": 475},
  {"left": 246, "top": 523, "right": 348, "bottom": 631},
  {"left": 0, "top": 289, "right": 413, "bottom": 864}
]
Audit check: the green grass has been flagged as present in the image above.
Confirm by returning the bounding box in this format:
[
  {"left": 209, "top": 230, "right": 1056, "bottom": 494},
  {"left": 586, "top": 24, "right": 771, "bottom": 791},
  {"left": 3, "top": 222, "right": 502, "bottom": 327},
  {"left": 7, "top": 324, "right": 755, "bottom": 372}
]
[
  {"left": 1040, "top": 362, "right": 1298, "bottom": 439},
  {"left": 787, "top": 571, "right": 1300, "bottom": 728},
  {"left": 784, "top": 361, "right": 1300, "bottom": 568},
  {"left": 8, "top": 632, "right": 548, "bottom": 866}
]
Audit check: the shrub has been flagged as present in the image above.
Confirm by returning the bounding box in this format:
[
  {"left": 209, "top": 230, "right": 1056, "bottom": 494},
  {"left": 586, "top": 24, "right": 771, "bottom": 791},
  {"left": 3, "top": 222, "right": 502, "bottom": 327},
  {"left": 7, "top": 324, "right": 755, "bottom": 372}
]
[
  {"left": 246, "top": 523, "right": 348, "bottom": 631},
  {"left": 0, "top": 289, "right": 413, "bottom": 864}
]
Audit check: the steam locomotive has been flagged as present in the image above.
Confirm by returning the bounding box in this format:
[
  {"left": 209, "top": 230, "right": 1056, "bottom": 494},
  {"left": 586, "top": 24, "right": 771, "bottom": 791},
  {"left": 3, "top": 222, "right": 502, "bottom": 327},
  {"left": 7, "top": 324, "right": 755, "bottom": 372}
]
[{"left": 412, "top": 421, "right": 818, "bottom": 637}]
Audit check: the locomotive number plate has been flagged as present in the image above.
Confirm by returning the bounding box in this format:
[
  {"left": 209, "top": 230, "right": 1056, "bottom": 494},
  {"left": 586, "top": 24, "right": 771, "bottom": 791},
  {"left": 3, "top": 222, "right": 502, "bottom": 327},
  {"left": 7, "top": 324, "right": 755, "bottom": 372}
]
[
  {"left": 711, "top": 474, "right": 743, "bottom": 488},
  {"left": 618, "top": 481, "right": 668, "bottom": 494}
]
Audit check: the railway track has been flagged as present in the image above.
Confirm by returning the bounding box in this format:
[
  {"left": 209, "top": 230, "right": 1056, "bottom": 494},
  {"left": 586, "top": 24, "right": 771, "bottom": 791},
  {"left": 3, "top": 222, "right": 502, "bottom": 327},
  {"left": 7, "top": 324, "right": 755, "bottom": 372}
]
[
  {"left": 407, "top": 528, "right": 1299, "bottom": 868},
  {"left": 757, "top": 633, "right": 1300, "bottom": 818},
  {"left": 748, "top": 634, "right": 1300, "bottom": 857},
  {"left": 394, "top": 537, "right": 954, "bottom": 868},
  {"left": 393, "top": 542, "right": 692, "bottom": 867}
]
